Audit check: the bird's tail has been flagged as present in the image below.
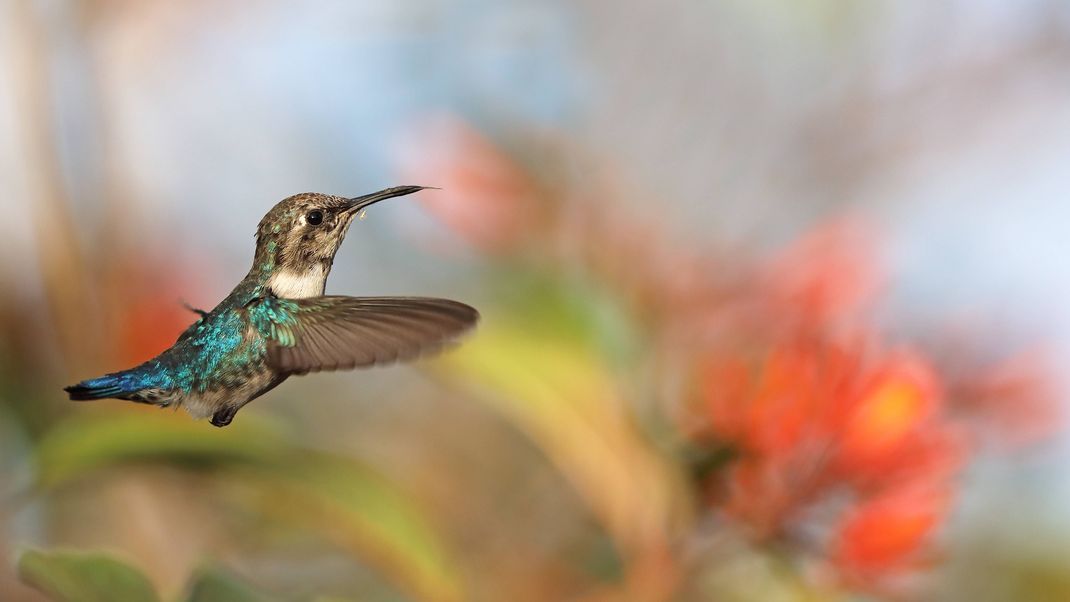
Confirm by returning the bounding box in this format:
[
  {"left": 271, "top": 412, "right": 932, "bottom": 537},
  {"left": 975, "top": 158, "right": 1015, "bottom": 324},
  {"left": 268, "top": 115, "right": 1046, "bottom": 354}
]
[{"left": 64, "top": 371, "right": 151, "bottom": 401}]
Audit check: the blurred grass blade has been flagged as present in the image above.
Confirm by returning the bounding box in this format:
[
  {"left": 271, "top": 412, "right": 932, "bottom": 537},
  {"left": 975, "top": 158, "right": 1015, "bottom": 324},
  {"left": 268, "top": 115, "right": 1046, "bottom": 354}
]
[
  {"left": 34, "top": 411, "right": 289, "bottom": 489},
  {"left": 234, "top": 453, "right": 464, "bottom": 602},
  {"left": 184, "top": 567, "right": 274, "bottom": 602},
  {"left": 436, "top": 318, "right": 684, "bottom": 555},
  {"left": 17, "top": 549, "right": 159, "bottom": 602}
]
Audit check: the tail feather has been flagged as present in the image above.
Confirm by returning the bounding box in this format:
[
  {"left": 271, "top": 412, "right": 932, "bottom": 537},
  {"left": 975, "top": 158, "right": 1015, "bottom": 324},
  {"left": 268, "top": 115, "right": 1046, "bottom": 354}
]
[{"left": 64, "top": 374, "right": 144, "bottom": 401}]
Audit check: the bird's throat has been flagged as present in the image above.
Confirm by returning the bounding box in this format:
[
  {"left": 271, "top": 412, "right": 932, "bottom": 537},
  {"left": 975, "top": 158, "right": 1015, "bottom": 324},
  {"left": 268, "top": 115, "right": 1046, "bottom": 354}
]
[{"left": 267, "top": 264, "right": 328, "bottom": 299}]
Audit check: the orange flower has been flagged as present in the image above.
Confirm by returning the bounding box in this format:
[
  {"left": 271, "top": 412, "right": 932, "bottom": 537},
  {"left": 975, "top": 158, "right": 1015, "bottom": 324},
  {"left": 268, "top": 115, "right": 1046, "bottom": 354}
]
[
  {"left": 695, "top": 337, "right": 966, "bottom": 589},
  {"left": 834, "top": 353, "right": 942, "bottom": 474},
  {"left": 831, "top": 485, "right": 951, "bottom": 577},
  {"left": 703, "top": 339, "right": 868, "bottom": 460}
]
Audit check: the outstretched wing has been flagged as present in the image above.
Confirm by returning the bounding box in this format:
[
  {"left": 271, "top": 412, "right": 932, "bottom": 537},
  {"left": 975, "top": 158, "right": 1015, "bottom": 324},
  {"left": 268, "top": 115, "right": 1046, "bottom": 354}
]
[{"left": 249, "top": 296, "right": 479, "bottom": 376}]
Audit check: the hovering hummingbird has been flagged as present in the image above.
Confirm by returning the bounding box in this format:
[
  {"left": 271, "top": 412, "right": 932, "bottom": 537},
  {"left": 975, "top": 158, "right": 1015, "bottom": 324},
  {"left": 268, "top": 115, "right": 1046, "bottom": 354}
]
[{"left": 64, "top": 186, "right": 478, "bottom": 427}]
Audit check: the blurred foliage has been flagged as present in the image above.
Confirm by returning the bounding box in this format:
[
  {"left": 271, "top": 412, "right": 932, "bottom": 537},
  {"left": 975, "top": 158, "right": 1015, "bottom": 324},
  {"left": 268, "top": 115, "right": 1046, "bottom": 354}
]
[
  {"left": 5, "top": 124, "right": 1065, "bottom": 599},
  {"left": 183, "top": 567, "right": 273, "bottom": 602},
  {"left": 18, "top": 549, "right": 277, "bottom": 602},
  {"left": 438, "top": 305, "right": 682, "bottom": 554},
  {"left": 27, "top": 412, "right": 462, "bottom": 601},
  {"left": 33, "top": 413, "right": 288, "bottom": 490},
  {"left": 3, "top": 1, "right": 1069, "bottom": 601},
  {"left": 18, "top": 549, "right": 159, "bottom": 602}
]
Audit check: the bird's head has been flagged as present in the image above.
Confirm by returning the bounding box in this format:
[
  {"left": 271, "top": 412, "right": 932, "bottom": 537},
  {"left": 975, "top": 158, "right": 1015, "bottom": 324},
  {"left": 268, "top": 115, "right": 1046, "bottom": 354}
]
[{"left": 252, "top": 186, "right": 427, "bottom": 297}]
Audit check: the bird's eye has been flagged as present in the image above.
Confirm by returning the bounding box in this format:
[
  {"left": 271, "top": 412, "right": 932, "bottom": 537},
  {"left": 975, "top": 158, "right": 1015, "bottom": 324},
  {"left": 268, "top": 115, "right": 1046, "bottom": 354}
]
[{"left": 306, "top": 210, "right": 323, "bottom": 226}]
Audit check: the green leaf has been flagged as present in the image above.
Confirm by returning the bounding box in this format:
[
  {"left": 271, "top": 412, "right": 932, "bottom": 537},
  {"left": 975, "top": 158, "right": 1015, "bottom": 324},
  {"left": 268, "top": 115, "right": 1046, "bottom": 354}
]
[
  {"left": 232, "top": 453, "right": 464, "bottom": 602},
  {"left": 34, "top": 411, "right": 290, "bottom": 489},
  {"left": 16, "top": 548, "right": 159, "bottom": 602},
  {"left": 184, "top": 567, "right": 273, "bottom": 602}
]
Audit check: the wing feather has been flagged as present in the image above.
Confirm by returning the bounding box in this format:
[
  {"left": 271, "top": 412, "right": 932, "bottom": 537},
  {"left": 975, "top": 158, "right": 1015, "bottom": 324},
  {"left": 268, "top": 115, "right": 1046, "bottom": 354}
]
[{"left": 251, "top": 296, "right": 479, "bottom": 376}]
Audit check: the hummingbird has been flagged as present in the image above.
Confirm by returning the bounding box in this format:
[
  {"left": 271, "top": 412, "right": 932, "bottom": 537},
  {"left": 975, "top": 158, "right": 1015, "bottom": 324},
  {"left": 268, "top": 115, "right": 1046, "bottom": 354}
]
[{"left": 64, "top": 186, "right": 478, "bottom": 427}]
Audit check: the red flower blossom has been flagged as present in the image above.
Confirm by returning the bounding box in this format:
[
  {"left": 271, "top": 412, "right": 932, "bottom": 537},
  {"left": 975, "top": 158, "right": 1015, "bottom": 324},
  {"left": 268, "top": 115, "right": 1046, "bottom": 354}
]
[
  {"left": 831, "top": 353, "right": 968, "bottom": 485},
  {"left": 696, "top": 338, "right": 965, "bottom": 588},
  {"left": 391, "top": 119, "right": 1059, "bottom": 596},
  {"left": 831, "top": 484, "right": 951, "bottom": 578}
]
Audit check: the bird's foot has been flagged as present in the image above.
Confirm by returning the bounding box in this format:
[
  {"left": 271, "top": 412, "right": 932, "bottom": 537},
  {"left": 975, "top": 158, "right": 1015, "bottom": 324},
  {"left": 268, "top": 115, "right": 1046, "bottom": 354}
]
[{"left": 210, "top": 407, "right": 237, "bottom": 428}]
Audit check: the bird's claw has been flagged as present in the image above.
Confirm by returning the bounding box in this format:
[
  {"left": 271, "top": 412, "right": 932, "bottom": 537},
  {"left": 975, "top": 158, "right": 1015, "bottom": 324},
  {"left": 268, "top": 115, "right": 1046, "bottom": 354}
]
[{"left": 210, "top": 407, "right": 237, "bottom": 428}]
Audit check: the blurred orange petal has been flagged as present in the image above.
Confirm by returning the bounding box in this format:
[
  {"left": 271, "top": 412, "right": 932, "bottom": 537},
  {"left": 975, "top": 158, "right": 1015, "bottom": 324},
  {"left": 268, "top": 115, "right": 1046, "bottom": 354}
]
[
  {"left": 955, "top": 349, "right": 1064, "bottom": 447},
  {"left": 766, "top": 219, "right": 883, "bottom": 326},
  {"left": 745, "top": 344, "right": 822, "bottom": 457},
  {"left": 724, "top": 459, "right": 793, "bottom": 538},
  {"left": 838, "top": 352, "right": 939, "bottom": 463},
  {"left": 702, "top": 354, "right": 752, "bottom": 441},
  {"left": 831, "top": 485, "right": 950, "bottom": 576}
]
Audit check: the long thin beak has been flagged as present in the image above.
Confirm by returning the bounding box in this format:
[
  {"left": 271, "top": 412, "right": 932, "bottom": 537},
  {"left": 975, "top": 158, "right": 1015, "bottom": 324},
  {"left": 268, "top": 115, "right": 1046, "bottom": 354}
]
[{"left": 344, "top": 185, "right": 432, "bottom": 215}]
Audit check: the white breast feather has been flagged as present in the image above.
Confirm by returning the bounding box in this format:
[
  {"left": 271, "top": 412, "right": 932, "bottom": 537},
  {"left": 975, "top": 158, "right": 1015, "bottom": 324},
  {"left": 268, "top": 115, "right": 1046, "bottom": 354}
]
[{"left": 267, "top": 265, "right": 327, "bottom": 299}]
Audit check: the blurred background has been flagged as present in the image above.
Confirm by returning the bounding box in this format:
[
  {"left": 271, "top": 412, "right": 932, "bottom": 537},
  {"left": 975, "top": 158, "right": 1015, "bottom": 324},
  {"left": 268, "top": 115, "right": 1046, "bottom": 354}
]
[{"left": 2, "top": 0, "right": 1069, "bottom": 600}]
